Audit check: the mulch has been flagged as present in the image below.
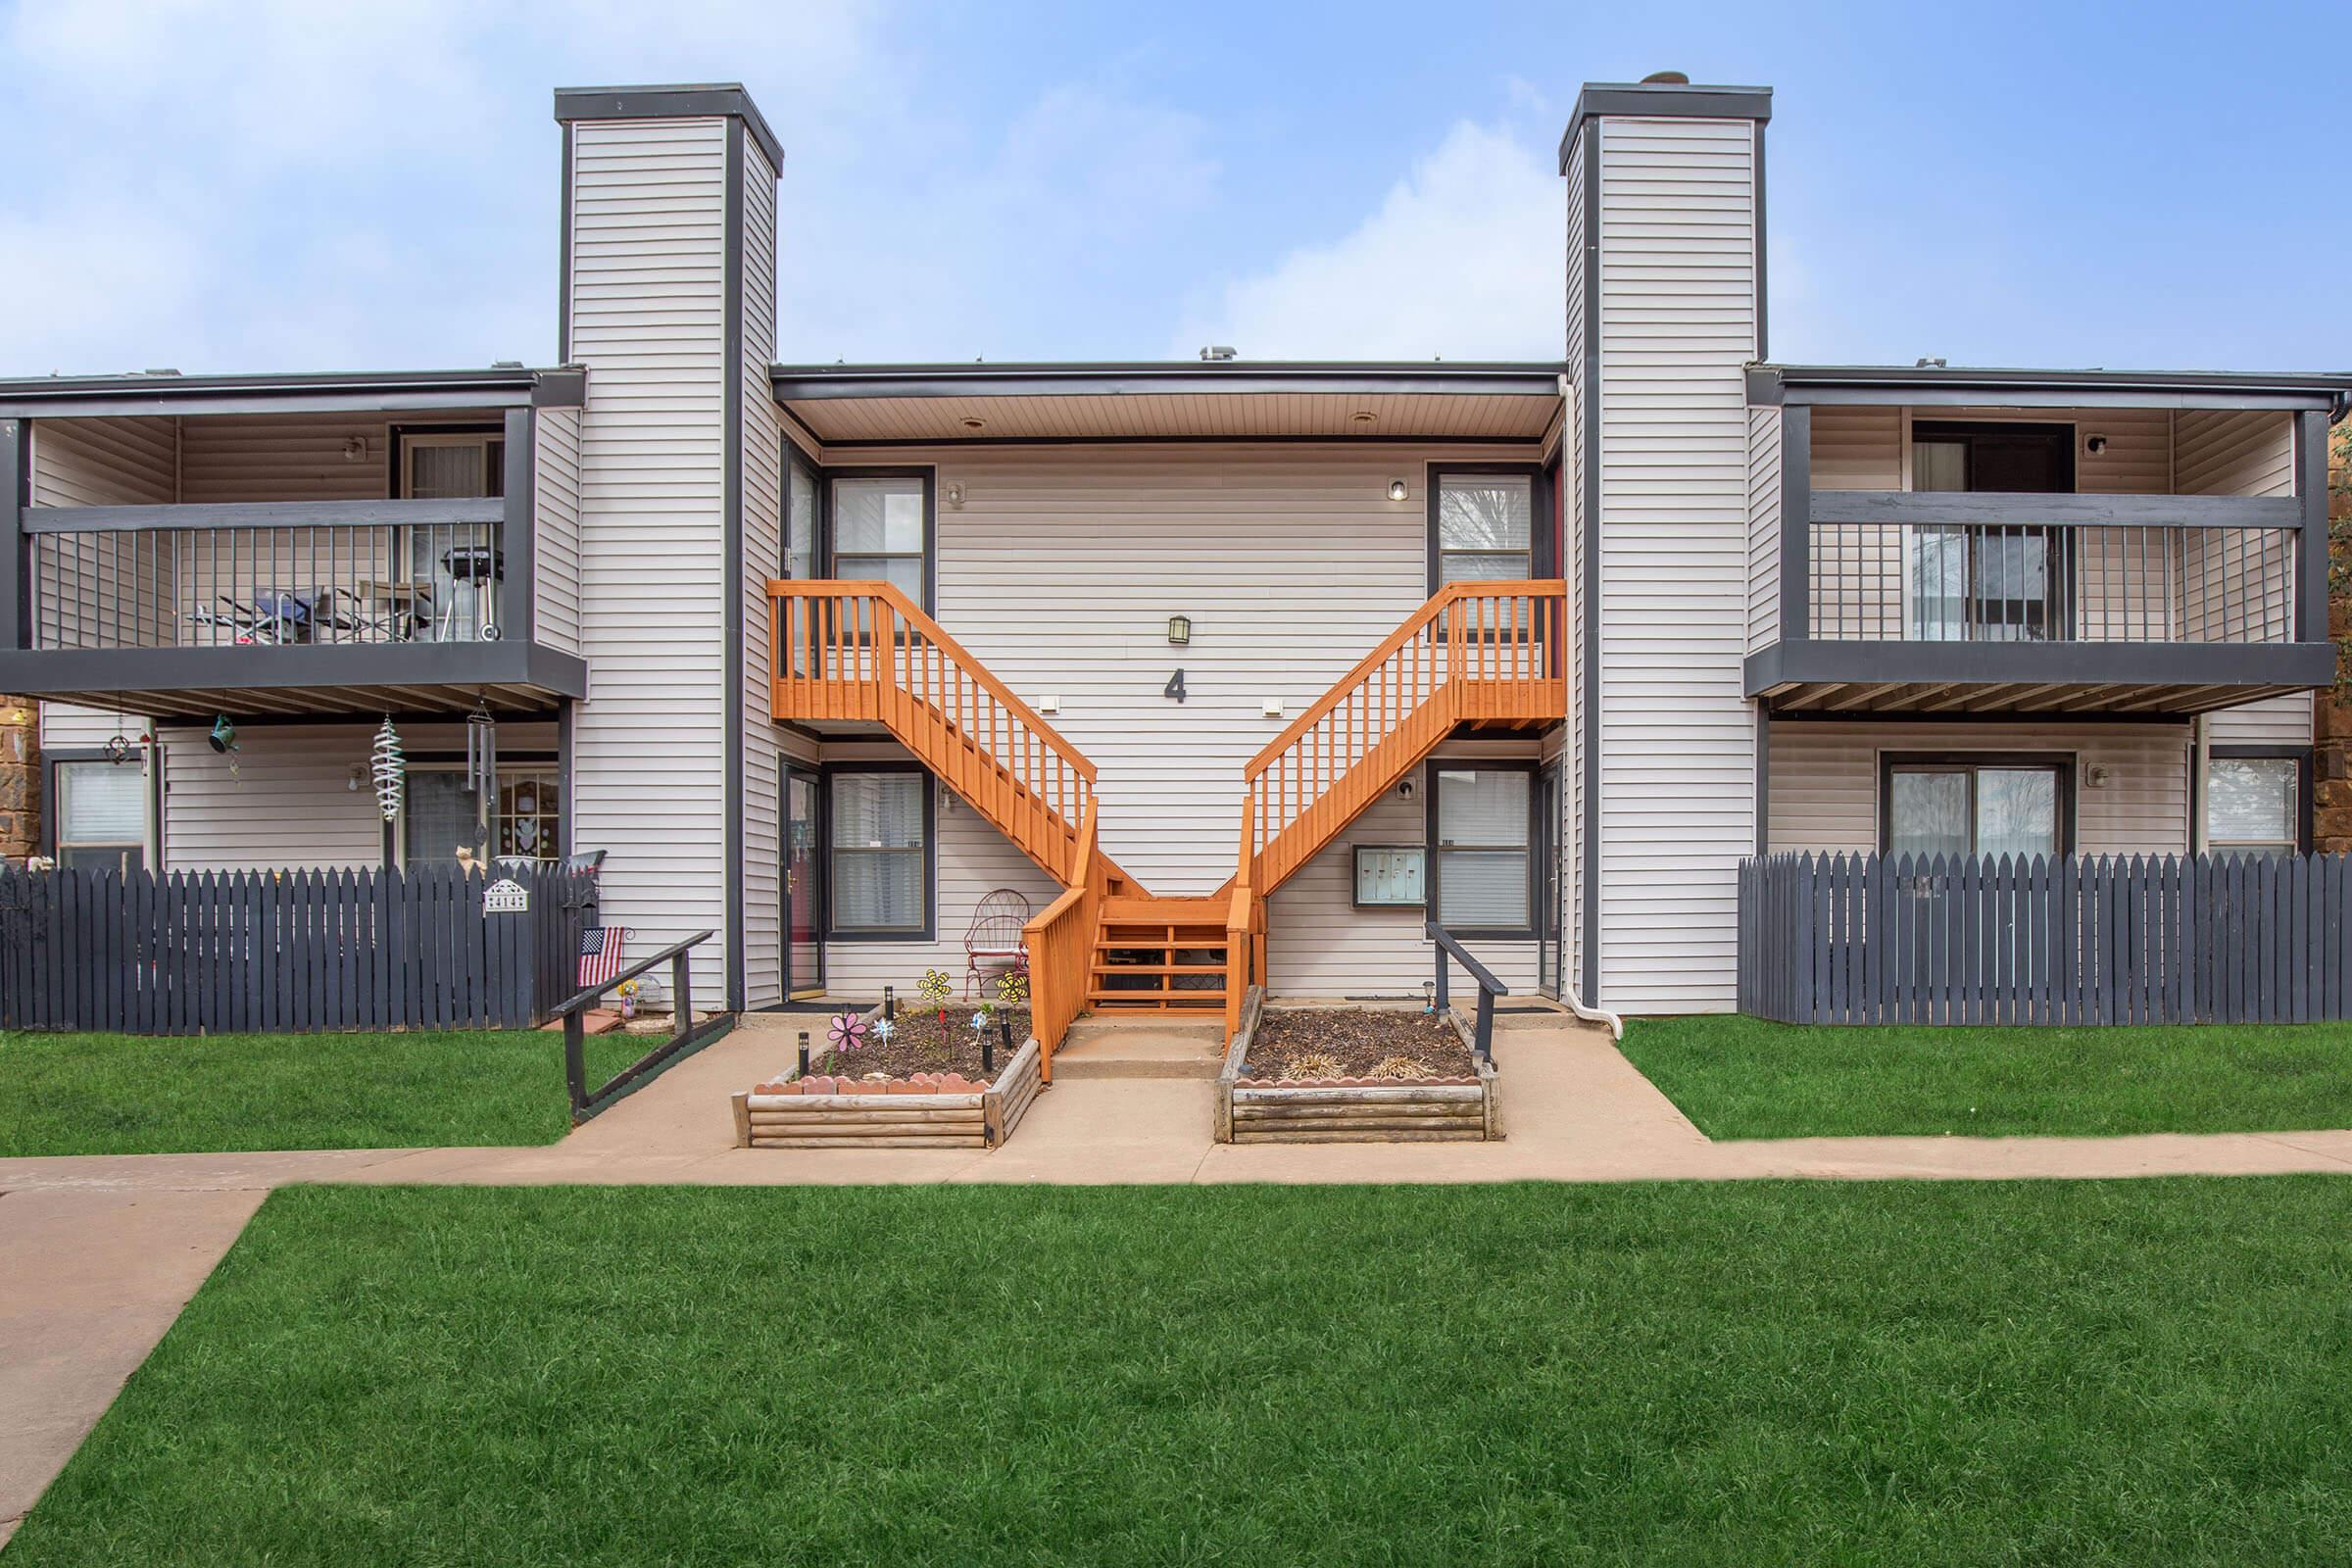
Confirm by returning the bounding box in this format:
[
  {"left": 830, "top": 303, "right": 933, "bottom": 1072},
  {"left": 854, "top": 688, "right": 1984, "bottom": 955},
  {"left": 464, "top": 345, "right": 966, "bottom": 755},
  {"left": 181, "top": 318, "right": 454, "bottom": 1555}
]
[
  {"left": 1240, "top": 1007, "right": 1480, "bottom": 1084},
  {"left": 799, "top": 1004, "right": 1033, "bottom": 1086}
]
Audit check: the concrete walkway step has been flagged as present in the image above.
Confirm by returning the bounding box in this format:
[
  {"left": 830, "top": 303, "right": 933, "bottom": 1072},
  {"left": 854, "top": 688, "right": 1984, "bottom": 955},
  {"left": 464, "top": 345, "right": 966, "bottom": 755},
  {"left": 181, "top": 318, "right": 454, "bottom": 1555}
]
[{"left": 1053, "top": 1020, "right": 1227, "bottom": 1080}]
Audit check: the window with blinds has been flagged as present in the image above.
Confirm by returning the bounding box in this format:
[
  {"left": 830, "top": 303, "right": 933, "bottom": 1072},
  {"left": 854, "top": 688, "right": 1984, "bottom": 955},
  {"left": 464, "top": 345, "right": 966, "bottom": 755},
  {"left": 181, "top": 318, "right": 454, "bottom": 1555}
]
[
  {"left": 828, "top": 770, "right": 930, "bottom": 936},
  {"left": 1430, "top": 766, "right": 1533, "bottom": 934}
]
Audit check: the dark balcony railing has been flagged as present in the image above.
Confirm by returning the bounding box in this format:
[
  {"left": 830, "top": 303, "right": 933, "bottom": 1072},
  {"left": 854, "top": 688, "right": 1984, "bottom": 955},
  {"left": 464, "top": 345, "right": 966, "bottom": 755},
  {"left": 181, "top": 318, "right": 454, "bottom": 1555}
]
[
  {"left": 26, "top": 499, "right": 507, "bottom": 650},
  {"left": 1807, "top": 517, "right": 2296, "bottom": 646}
]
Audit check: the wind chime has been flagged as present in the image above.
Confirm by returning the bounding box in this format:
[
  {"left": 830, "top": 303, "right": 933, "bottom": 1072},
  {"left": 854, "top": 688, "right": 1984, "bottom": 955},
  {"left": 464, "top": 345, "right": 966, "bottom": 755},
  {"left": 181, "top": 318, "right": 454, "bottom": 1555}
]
[
  {"left": 370, "top": 716, "right": 405, "bottom": 822},
  {"left": 466, "top": 703, "right": 499, "bottom": 861}
]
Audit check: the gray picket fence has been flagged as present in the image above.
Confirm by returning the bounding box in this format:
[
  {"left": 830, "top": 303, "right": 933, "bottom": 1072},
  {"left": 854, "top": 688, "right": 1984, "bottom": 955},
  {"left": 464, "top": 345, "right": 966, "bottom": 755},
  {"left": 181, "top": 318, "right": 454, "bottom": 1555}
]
[
  {"left": 1739, "top": 852, "right": 2352, "bottom": 1026},
  {"left": 0, "top": 863, "right": 600, "bottom": 1034}
]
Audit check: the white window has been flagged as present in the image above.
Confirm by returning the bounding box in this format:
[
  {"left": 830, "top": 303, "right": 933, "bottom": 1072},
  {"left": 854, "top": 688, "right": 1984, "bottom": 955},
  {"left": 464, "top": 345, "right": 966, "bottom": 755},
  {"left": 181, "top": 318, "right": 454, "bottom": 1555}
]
[
  {"left": 2207, "top": 756, "right": 2300, "bottom": 856},
  {"left": 830, "top": 475, "right": 928, "bottom": 608},
  {"left": 828, "top": 771, "right": 929, "bottom": 936},
  {"left": 1431, "top": 766, "right": 1532, "bottom": 933},
  {"left": 1884, "top": 757, "right": 2067, "bottom": 859},
  {"left": 1433, "top": 472, "right": 1535, "bottom": 589},
  {"left": 54, "top": 760, "right": 147, "bottom": 873}
]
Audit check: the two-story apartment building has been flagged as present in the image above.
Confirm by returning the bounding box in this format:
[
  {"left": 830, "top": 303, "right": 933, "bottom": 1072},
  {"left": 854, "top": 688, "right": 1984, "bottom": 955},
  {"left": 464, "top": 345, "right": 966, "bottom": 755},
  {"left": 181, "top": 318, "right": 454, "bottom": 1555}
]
[{"left": 2, "top": 77, "right": 2343, "bottom": 1035}]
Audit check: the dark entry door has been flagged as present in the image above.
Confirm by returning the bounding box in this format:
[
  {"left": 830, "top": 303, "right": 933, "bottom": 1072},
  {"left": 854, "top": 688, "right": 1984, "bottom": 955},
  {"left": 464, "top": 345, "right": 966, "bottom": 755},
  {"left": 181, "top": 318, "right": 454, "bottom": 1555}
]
[{"left": 784, "top": 766, "right": 824, "bottom": 997}]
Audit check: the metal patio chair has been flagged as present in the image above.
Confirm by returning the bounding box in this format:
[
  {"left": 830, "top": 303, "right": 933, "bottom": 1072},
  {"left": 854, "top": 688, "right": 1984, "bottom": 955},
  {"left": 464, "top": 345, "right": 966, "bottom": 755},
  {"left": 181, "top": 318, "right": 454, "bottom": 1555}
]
[{"left": 964, "top": 888, "right": 1033, "bottom": 1000}]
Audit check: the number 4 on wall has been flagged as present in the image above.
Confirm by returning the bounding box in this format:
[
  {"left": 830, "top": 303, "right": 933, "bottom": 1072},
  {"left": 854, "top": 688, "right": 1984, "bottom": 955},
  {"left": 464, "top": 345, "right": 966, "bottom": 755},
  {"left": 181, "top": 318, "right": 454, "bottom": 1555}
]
[{"left": 1163, "top": 669, "right": 1186, "bottom": 704}]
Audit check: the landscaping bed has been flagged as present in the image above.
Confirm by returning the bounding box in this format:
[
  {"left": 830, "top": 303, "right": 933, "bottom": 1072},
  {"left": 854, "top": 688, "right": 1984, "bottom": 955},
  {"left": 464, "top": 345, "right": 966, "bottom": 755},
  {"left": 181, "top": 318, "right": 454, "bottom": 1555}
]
[
  {"left": 806, "top": 1004, "right": 1033, "bottom": 1083},
  {"left": 733, "top": 1005, "right": 1044, "bottom": 1151},
  {"left": 1216, "top": 995, "right": 1497, "bottom": 1143}
]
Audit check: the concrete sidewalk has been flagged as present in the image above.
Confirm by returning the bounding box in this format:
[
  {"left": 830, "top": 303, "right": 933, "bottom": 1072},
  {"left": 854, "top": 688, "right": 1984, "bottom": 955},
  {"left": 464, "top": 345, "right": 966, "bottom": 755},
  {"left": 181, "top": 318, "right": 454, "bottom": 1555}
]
[
  {"left": 6, "top": 1021, "right": 2351, "bottom": 1193},
  {"left": 5, "top": 1018, "right": 2350, "bottom": 1544},
  {"left": 0, "top": 1188, "right": 264, "bottom": 1549}
]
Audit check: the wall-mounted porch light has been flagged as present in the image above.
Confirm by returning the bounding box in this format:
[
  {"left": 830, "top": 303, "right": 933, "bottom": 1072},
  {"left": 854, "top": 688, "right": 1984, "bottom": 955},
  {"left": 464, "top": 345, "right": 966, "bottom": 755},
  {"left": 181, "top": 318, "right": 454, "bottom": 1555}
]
[
  {"left": 1387, "top": 478, "right": 1409, "bottom": 502},
  {"left": 1166, "top": 614, "right": 1192, "bottom": 646}
]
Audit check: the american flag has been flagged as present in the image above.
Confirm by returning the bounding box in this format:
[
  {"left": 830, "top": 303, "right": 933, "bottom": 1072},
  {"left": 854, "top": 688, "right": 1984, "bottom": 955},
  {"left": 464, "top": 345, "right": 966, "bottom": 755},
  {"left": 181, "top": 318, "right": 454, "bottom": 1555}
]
[{"left": 578, "top": 926, "right": 633, "bottom": 991}]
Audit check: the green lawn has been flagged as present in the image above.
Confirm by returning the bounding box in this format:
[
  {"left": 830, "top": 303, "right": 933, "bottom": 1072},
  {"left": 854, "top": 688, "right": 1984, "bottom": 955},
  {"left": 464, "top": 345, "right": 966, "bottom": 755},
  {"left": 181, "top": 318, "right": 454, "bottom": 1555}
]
[
  {"left": 1620, "top": 1014, "right": 2352, "bottom": 1140},
  {"left": 0, "top": 1029, "right": 646, "bottom": 1155},
  {"left": 14, "top": 1180, "right": 2352, "bottom": 1565}
]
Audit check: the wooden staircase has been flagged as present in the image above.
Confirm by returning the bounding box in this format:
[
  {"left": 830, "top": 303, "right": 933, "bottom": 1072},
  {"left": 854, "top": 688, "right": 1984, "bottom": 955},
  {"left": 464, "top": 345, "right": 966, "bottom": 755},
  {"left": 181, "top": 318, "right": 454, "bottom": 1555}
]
[
  {"left": 1089, "top": 896, "right": 1232, "bottom": 1012},
  {"left": 769, "top": 579, "right": 1137, "bottom": 892},
  {"left": 767, "top": 578, "right": 1565, "bottom": 1056},
  {"left": 1223, "top": 580, "right": 1566, "bottom": 1034}
]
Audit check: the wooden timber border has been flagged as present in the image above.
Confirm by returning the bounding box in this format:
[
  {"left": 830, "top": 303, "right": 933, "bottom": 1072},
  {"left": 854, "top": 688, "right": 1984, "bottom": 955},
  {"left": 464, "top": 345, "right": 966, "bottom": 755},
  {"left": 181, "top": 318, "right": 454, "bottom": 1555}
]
[
  {"left": 1213, "top": 989, "right": 1501, "bottom": 1145},
  {"left": 732, "top": 1034, "right": 1045, "bottom": 1151}
]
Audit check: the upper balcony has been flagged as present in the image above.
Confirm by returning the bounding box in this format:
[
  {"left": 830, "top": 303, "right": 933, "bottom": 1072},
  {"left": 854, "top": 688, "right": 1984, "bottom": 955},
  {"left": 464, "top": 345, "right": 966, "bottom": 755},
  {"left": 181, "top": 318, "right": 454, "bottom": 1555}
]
[
  {"left": 0, "top": 368, "right": 588, "bottom": 719},
  {"left": 1741, "top": 365, "right": 2349, "bottom": 717}
]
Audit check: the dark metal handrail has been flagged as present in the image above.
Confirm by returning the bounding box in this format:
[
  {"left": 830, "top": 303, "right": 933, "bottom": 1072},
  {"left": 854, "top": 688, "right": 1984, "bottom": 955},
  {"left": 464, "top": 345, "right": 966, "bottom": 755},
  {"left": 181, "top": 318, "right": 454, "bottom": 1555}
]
[
  {"left": 551, "top": 929, "right": 734, "bottom": 1123},
  {"left": 1427, "top": 918, "right": 1507, "bottom": 1065}
]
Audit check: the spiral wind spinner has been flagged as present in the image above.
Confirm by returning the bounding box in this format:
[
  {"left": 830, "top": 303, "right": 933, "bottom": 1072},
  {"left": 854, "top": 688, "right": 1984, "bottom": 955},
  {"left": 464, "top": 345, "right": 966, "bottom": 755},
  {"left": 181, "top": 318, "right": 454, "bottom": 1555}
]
[{"left": 370, "top": 717, "right": 405, "bottom": 822}]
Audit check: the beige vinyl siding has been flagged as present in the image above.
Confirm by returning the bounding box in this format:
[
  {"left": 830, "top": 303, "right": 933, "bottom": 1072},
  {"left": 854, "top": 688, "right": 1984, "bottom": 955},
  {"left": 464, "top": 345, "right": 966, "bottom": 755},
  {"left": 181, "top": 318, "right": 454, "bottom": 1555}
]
[
  {"left": 158, "top": 721, "right": 556, "bottom": 870},
  {"left": 1766, "top": 720, "right": 2192, "bottom": 857},
  {"left": 738, "top": 135, "right": 789, "bottom": 1008},
  {"left": 1563, "top": 142, "right": 1588, "bottom": 996},
  {"left": 2206, "top": 692, "right": 2313, "bottom": 746},
  {"left": 1266, "top": 739, "right": 1542, "bottom": 1001},
  {"left": 2176, "top": 410, "right": 2296, "bottom": 644},
  {"left": 815, "top": 741, "right": 1061, "bottom": 1000},
  {"left": 28, "top": 416, "right": 176, "bottom": 747},
  {"left": 532, "top": 406, "right": 583, "bottom": 656},
  {"left": 817, "top": 440, "right": 1536, "bottom": 897},
  {"left": 566, "top": 116, "right": 731, "bottom": 1008},
  {"left": 176, "top": 416, "right": 392, "bottom": 502},
  {"left": 1746, "top": 406, "right": 1781, "bottom": 653},
  {"left": 1591, "top": 114, "right": 1758, "bottom": 1014}
]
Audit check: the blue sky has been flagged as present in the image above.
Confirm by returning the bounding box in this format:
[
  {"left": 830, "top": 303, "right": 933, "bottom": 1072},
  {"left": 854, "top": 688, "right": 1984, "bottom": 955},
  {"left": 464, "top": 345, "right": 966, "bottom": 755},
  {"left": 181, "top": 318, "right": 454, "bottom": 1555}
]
[{"left": 4, "top": 0, "right": 2347, "bottom": 376}]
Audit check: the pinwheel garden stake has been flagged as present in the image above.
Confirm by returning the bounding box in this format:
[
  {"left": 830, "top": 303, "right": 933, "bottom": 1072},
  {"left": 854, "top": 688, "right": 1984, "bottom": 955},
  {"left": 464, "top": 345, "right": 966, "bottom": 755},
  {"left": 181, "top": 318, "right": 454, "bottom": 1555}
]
[
  {"left": 827, "top": 1009, "right": 868, "bottom": 1054},
  {"left": 996, "top": 967, "right": 1028, "bottom": 1006},
  {"left": 871, "top": 1015, "right": 896, "bottom": 1045},
  {"left": 918, "top": 968, "right": 953, "bottom": 1024}
]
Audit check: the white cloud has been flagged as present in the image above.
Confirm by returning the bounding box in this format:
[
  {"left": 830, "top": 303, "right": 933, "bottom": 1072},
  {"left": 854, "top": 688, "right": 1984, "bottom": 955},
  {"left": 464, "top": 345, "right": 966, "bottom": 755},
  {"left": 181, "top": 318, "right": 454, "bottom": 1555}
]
[{"left": 1173, "top": 119, "right": 1562, "bottom": 362}]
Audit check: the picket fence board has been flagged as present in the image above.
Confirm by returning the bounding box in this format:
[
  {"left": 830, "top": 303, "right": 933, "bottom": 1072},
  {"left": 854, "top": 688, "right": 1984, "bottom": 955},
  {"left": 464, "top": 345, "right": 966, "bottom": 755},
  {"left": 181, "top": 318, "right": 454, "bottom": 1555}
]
[
  {"left": 1739, "top": 852, "right": 2352, "bottom": 1027},
  {"left": 0, "top": 864, "right": 598, "bottom": 1035}
]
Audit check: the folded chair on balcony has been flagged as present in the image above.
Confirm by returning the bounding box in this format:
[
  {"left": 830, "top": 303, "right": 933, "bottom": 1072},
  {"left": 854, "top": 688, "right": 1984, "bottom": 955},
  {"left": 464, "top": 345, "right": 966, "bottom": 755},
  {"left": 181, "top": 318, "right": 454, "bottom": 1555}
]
[{"left": 964, "top": 888, "right": 1033, "bottom": 1000}]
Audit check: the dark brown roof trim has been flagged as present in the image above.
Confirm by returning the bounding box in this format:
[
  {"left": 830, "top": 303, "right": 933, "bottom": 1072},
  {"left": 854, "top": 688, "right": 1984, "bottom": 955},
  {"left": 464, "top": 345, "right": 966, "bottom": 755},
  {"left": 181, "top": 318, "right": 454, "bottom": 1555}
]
[
  {"left": 553, "top": 83, "right": 784, "bottom": 172},
  {"left": 772, "top": 362, "right": 1566, "bottom": 402}
]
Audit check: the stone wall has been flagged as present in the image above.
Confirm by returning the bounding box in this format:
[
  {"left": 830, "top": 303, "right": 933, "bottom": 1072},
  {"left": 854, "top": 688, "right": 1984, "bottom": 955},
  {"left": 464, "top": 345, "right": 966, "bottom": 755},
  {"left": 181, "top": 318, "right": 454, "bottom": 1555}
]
[
  {"left": 0, "top": 696, "right": 36, "bottom": 861},
  {"left": 2316, "top": 422, "right": 2352, "bottom": 853}
]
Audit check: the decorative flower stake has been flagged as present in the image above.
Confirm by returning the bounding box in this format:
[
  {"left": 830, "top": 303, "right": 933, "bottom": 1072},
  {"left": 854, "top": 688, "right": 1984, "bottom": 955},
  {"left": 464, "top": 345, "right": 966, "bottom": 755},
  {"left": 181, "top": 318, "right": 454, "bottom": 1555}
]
[
  {"left": 870, "top": 1015, "right": 896, "bottom": 1044},
  {"left": 918, "top": 968, "right": 953, "bottom": 1023},
  {"left": 827, "top": 1009, "right": 868, "bottom": 1053},
  {"left": 996, "top": 967, "right": 1029, "bottom": 1005}
]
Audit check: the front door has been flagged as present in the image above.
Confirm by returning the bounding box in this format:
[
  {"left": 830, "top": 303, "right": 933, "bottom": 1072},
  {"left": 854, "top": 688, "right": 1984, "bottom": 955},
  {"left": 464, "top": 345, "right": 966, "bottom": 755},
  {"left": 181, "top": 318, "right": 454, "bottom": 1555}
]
[
  {"left": 784, "top": 766, "right": 825, "bottom": 997},
  {"left": 1536, "top": 760, "right": 1561, "bottom": 998}
]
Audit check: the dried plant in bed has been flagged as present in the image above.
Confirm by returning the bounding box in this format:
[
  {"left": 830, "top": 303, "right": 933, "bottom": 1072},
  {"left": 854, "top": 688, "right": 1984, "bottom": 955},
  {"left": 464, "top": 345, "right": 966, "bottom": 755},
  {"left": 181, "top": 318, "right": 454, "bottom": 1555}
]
[
  {"left": 1241, "top": 1007, "right": 1479, "bottom": 1083},
  {"left": 1277, "top": 1051, "right": 1346, "bottom": 1082}
]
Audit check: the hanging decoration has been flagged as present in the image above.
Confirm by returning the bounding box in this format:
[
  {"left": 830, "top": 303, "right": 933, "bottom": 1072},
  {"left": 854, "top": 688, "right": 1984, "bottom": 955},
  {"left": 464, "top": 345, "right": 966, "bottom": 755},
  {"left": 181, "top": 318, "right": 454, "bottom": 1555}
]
[
  {"left": 466, "top": 703, "right": 498, "bottom": 856},
  {"left": 370, "top": 717, "right": 406, "bottom": 822}
]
